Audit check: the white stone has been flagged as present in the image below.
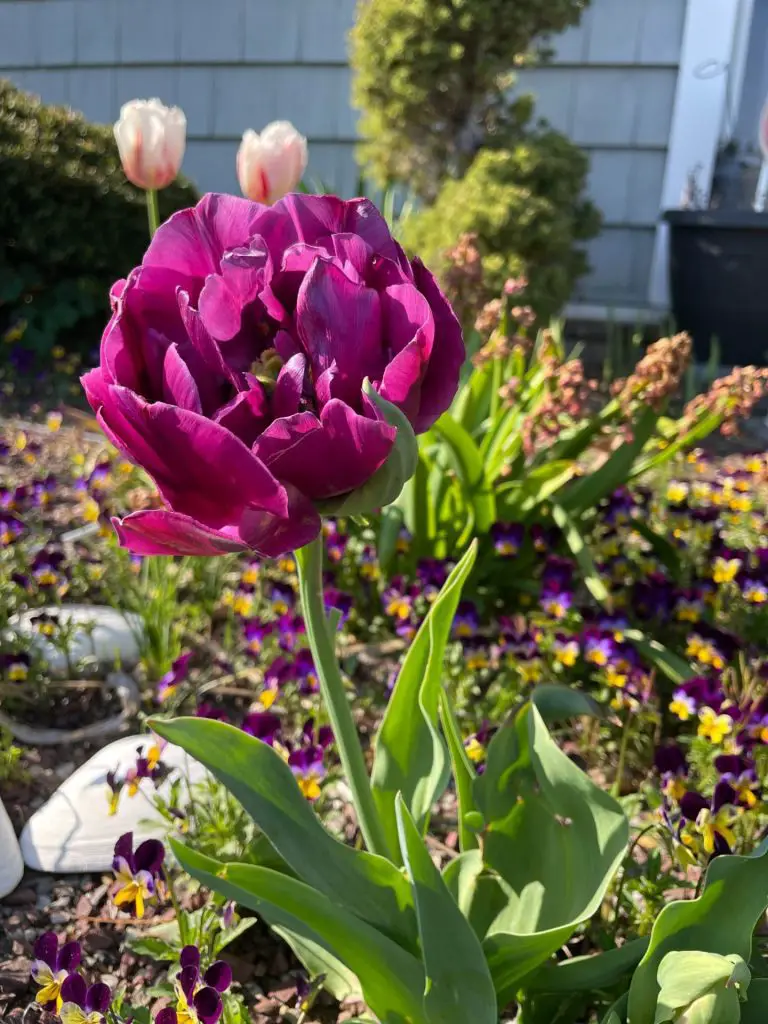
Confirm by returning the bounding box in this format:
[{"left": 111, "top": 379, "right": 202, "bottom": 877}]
[
  {"left": 20, "top": 735, "right": 208, "bottom": 873},
  {"left": 0, "top": 796, "right": 24, "bottom": 898},
  {"left": 8, "top": 605, "right": 145, "bottom": 674}
]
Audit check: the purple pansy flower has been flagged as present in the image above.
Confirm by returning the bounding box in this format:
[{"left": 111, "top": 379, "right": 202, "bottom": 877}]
[
  {"left": 491, "top": 521, "right": 525, "bottom": 557},
  {"left": 156, "top": 945, "right": 232, "bottom": 1024},
  {"left": 156, "top": 652, "right": 193, "bottom": 702},
  {"left": 453, "top": 600, "right": 480, "bottom": 638},
  {"left": 241, "top": 710, "right": 282, "bottom": 744},
  {"left": 59, "top": 973, "right": 111, "bottom": 1024},
  {"left": 288, "top": 745, "right": 326, "bottom": 800},
  {"left": 30, "top": 933, "right": 81, "bottom": 1011},
  {"left": 82, "top": 192, "right": 464, "bottom": 558},
  {"left": 112, "top": 832, "right": 165, "bottom": 918}
]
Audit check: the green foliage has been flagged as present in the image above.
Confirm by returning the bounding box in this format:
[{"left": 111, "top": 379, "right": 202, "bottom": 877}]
[
  {"left": 400, "top": 140, "right": 600, "bottom": 320},
  {"left": 351, "top": 0, "right": 590, "bottom": 197},
  {"left": 0, "top": 80, "right": 197, "bottom": 358}
]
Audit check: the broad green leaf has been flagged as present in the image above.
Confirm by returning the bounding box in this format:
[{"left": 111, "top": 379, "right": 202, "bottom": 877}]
[
  {"left": 378, "top": 505, "right": 405, "bottom": 573},
  {"left": 496, "top": 461, "right": 576, "bottom": 519},
  {"left": 395, "top": 796, "right": 497, "bottom": 1024},
  {"left": 473, "top": 704, "right": 628, "bottom": 1004},
  {"left": 432, "top": 415, "right": 496, "bottom": 532},
  {"left": 438, "top": 689, "right": 479, "bottom": 853},
  {"left": 628, "top": 839, "right": 768, "bottom": 1024},
  {"left": 152, "top": 718, "right": 418, "bottom": 953},
  {"left": 530, "top": 684, "right": 603, "bottom": 723},
  {"left": 561, "top": 404, "right": 658, "bottom": 514},
  {"left": 601, "top": 992, "right": 628, "bottom": 1024},
  {"left": 371, "top": 542, "right": 478, "bottom": 859},
  {"left": 442, "top": 850, "right": 506, "bottom": 942},
  {"left": 525, "top": 937, "right": 648, "bottom": 993},
  {"left": 552, "top": 504, "right": 611, "bottom": 607},
  {"left": 271, "top": 926, "right": 362, "bottom": 1003},
  {"left": 623, "top": 629, "right": 695, "bottom": 685},
  {"left": 170, "top": 840, "right": 422, "bottom": 1024},
  {"left": 740, "top": 978, "right": 768, "bottom": 1023},
  {"left": 655, "top": 951, "right": 749, "bottom": 1019}
]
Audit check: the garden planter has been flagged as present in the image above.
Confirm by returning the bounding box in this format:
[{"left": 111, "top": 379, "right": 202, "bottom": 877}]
[
  {"left": 664, "top": 209, "right": 768, "bottom": 364},
  {"left": 8, "top": 604, "right": 144, "bottom": 675},
  {"left": 0, "top": 795, "right": 24, "bottom": 898},
  {"left": 20, "top": 734, "right": 207, "bottom": 873}
]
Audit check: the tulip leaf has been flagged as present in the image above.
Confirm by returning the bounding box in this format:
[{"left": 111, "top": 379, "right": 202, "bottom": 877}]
[
  {"left": 530, "top": 684, "right": 603, "bottom": 723},
  {"left": 169, "top": 839, "right": 422, "bottom": 1024},
  {"left": 525, "top": 937, "right": 648, "bottom": 993},
  {"left": 320, "top": 383, "right": 418, "bottom": 516},
  {"left": 628, "top": 839, "right": 768, "bottom": 1024},
  {"left": 438, "top": 689, "right": 479, "bottom": 853},
  {"left": 630, "top": 409, "right": 723, "bottom": 479},
  {"left": 151, "top": 717, "right": 418, "bottom": 954},
  {"left": 473, "top": 703, "right": 628, "bottom": 1004},
  {"left": 395, "top": 795, "right": 498, "bottom": 1024},
  {"left": 432, "top": 414, "right": 496, "bottom": 533},
  {"left": 740, "top": 979, "right": 768, "bottom": 1023},
  {"left": 601, "top": 993, "right": 628, "bottom": 1024},
  {"left": 623, "top": 628, "right": 695, "bottom": 685},
  {"left": 371, "top": 541, "right": 478, "bottom": 860},
  {"left": 271, "top": 927, "right": 362, "bottom": 1003}
]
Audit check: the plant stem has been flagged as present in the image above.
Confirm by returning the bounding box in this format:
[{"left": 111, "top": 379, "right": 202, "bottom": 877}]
[
  {"left": 295, "top": 536, "right": 390, "bottom": 858},
  {"left": 612, "top": 707, "right": 633, "bottom": 798},
  {"left": 146, "top": 188, "right": 160, "bottom": 238}
]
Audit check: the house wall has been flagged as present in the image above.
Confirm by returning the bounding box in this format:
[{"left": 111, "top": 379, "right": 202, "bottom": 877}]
[{"left": 0, "top": 0, "right": 688, "bottom": 310}]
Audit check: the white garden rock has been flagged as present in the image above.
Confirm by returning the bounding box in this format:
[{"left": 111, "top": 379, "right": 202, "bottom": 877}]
[
  {"left": 20, "top": 735, "right": 208, "bottom": 873},
  {"left": 0, "top": 796, "right": 24, "bottom": 898},
  {"left": 8, "top": 605, "right": 145, "bottom": 674}
]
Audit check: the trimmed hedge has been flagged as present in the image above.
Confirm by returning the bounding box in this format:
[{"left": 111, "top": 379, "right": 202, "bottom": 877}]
[{"left": 0, "top": 80, "right": 198, "bottom": 361}]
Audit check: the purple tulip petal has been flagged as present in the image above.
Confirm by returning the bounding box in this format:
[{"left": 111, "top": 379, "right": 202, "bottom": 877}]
[
  {"left": 112, "top": 511, "right": 248, "bottom": 557},
  {"left": 163, "top": 344, "right": 202, "bottom": 414},
  {"left": 238, "top": 485, "right": 321, "bottom": 557},
  {"left": 203, "top": 960, "right": 232, "bottom": 993},
  {"left": 85, "top": 983, "right": 112, "bottom": 1015},
  {"left": 409, "top": 259, "right": 464, "bottom": 433},
  {"left": 253, "top": 401, "right": 395, "bottom": 500},
  {"left": 33, "top": 933, "right": 58, "bottom": 969},
  {"left": 273, "top": 193, "right": 347, "bottom": 244},
  {"left": 177, "top": 290, "right": 233, "bottom": 384},
  {"left": 296, "top": 258, "right": 383, "bottom": 387},
  {"left": 143, "top": 194, "right": 263, "bottom": 280},
  {"left": 60, "top": 974, "right": 86, "bottom": 1007},
  {"left": 102, "top": 388, "right": 287, "bottom": 526},
  {"left": 179, "top": 945, "right": 201, "bottom": 971},
  {"left": 193, "top": 986, "right": 223, "bottom": 1024},
  {"left": 155, "top": 1008, "right": 178, "bottom": 1024},
  {"left": 341, "top": 198, "right": 403, "bottom": 265},
  {"left": 214, "top": 383, "right": 269, "bottom": 446},
  {"left": 328, "top": 233, "right": 372, "bottom": 282},
  {"left": 56, "top": 942, "right": 81, "bottom": 973},
  {"left": 134, "top": 838, "right": 164, "bottom": 875}
]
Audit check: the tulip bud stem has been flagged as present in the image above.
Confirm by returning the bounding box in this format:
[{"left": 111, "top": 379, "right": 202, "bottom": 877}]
[
  {"left": 146, "top": 189, "right": 161, "bottom": 238},
  {"left": 295, "top": 536, "right": 391, "bottom": 859}
]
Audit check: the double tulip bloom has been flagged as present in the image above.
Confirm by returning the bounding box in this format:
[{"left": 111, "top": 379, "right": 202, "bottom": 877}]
[
  {"left": 114, "top": 98, "right": 186, "bottom": 191},
  {"left": 83, "top": 192, "right": 464, "bottom": 558}
]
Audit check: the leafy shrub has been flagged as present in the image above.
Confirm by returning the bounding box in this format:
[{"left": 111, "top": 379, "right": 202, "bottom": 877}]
[
  {"left": 400, "top": 136, "right": 601, "bottom": 319},
  {"left": 351, "top": 0, "right": 600, "bottom": 318},
  {"left": 0, "top": 80, "right": 198, "bottom": 360}
]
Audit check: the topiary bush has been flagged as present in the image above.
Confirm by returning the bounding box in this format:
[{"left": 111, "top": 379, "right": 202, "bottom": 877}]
[
  {"left": 400, "top": 133, "right": 601, "bottom": 322},
  {"left": 0, "top": 80, "right": 198, "bottom": 363},
  {"left": 351, "top": 0, "right": 600, "bottom": 318}
]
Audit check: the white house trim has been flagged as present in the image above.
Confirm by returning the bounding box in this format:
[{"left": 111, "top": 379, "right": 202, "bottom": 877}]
[{"left": 648, "top": 0, "right": 745, "bottom": 309}]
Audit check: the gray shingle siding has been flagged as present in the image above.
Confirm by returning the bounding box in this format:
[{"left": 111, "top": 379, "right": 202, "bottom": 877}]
[{"left": 0, "top": 0, "right": 686, "bottom": 309}]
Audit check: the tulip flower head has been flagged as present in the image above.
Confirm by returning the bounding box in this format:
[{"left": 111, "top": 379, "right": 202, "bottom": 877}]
[
  {"left": 30, "top": 933, "right": 81, "bottom": 1011},
  {"left": 82, "top": 193, "right": 464, "bottom": 557},
  {"left": 114, "top": 98, "right": 186, "bottom": 191},
  {"left": 112, "top": 832, "right": 165, "bottom": 917},
  {"left": 156, "top": 945, "right": 232, "bottom": 1024},
  {"left": 237, "top": 121, "right": 308, "bottom": 204}
]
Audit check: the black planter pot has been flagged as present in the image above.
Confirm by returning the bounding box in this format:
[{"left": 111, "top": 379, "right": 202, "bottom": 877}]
[{"left": 664, "top": 209, "right": 768, "bottom": 364}]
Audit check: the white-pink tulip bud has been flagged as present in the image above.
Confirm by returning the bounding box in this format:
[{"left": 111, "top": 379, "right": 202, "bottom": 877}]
[
  {"left": 114, "top": 98, "right": 186, "bottom": 191},
  {"left": 236, "top": 121, "right": 308, "bottom": 205}
]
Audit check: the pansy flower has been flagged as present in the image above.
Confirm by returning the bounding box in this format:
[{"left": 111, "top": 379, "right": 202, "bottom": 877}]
[
  {"left": 156, "top": 652, "right": 193, "bottom": 703},
  {"left": 240, "top": 560, "right": 260, "bottom": 586},
  {"left": 698, "top": 706, "right": 734, "bottom": 744},
  {"left": 269, "top": 582, "right": 295, "bottom": 616},
  {"left": 2, "top": 650, "right": 31, "bottom": 683},
  {"left": 59, "top": 973, "right": 111, "bottom": 1024},
  {"left": 530, "top": 525, "right": 557, "bottom": 553},
  {"left": 323, "top": 587, "right": 353, "bottom": 625},
  {"left": 242, "top": 618, "right": 273, "bottom": 655},
  {"left": 416, "top": 559, "right": 450, "bottom": 602},
  {"left": 276, "top": 614, "right": 306, "bottom": 652},
  {"left": 491, "top": 521, "right": 525, "bottom": 557},
  {"left": 125, "top": 737, "right": 169, "bottom": 796},
  {"left": 195, "top": 702, "right": 229, "bottom": 722},
  {"left": 106, "top": 770, "right": 123, "bottom": 816},
  {"left": 323, "top": 519, "right": 348, "bottom": 563},
  {"left": 712, "top": 551, "right": 742, "bottom": 585},
  {"left": 654, "top": 743, "right": 688, "bottom": 803},
  {"left": 669, "top": 688, "right": 697, "bottom": 722},
  {"left": 673, "top": 589, "right": 704, "bottom": 623},
  {"left": 741, "top": 578, "right": 768, "bottom": 605},
  {"left": 382, "top": 577, "right": 413, "bottom": 621},
  {"left": 156, "top": 945, "right": 232, "bottom": 1024},
  {"left": 30, "top": 933, "right": 81, "bottom": 1011},
  {"left": 679, "top": 782, "right": 737, "bottom": 858},
  {"left": 261, "top": 655, "right": 291, "bottom": 706},
  {"left": 396, "top": 527, "right": 412, "bottom": 554},
  {"left": 112, "top": 832, "right": 165, "bottom": 918},
  {"left": 582, "top": 629, "right": 615, "bottom": 668},
  {"left": 31, "top": 548, "right": 67, "bottom": 590},
  {"left": 294, "top": 648, "right": 320, "bottom": 694},
  {"left": 463, "top": 637, "right": 490, "bottom": 671},
  {"left": 552, "top": 635, "right": 579, "bottom": 667},
  {"left": 453, "top": 601, "right": 479, "bottom": 638},
  {"left": 241, "top": 710, "right": 281, "bottom": 744},
  {"left": 0, "top": 515, "right": 24, "bottom": 546},
  {"left": 288, "top": 745, "right": 325, "bottom": 800},
  {"left": 714, "top": 754, "right": 761, "bottom": 809}
]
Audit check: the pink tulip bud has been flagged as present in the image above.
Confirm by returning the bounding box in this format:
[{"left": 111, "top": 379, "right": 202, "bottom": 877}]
[
  {"left": 114, "top": 98, "right": 186, "bottom": 191},
  {"left": 236, "top": 121, "right": 308, "bottom": 204}
]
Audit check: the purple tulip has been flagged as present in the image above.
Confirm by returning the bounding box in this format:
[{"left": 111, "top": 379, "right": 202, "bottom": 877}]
[{"left": 82, "top": 193, "right": 464, "bottom": 557}]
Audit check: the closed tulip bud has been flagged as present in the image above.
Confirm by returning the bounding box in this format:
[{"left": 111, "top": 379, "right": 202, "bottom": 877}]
[
  {"left": 237, "top": 121, "right": 308, "bottom": 204},
  {"left": 114, "top": 98, "right": 186, "bottom": 191}
]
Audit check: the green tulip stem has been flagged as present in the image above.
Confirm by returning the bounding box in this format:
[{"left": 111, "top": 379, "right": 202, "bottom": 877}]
[
  {"left": 146, "top": 188, "right": 160, "bottom": 238},
  {"left": 296, "top": 535, "right": 390, "bottom": 858}
]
